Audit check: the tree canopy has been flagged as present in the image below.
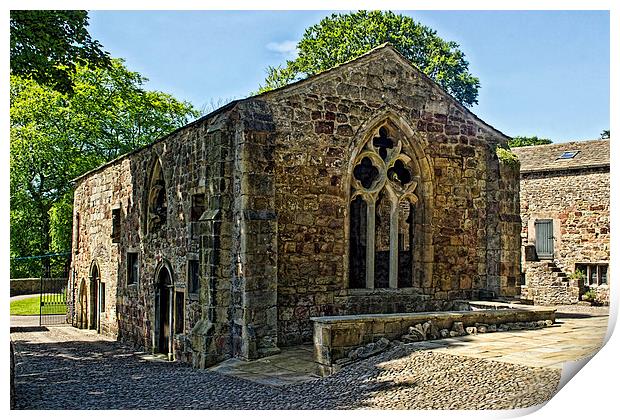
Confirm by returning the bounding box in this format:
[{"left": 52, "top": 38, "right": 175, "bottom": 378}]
[
  {"left": 10, "top": 61, "right": 199, "bottom": 277},
  {"left": 508, "top": 136, "right": 553, "bottom": 148},
  {"left": 10, "top": 10, "right": 111, "bottom": 94},
  {"left": 259, "top": 11, "right": 481, "bottom": 107}
]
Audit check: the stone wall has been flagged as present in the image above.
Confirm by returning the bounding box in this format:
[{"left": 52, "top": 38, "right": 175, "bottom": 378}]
[
  {"left": 259, "top": 46, "right": 521, "bottom": 345},
  {"left": 71, "top": 45, "right": 522, "bottom": 365},
  {"left": 520, "top": 168, "right": 610, "bottom": 304},
  {"left": 520, "top": 262, "right": 580, "bottom": 305},
  {"left": 312, "top": 305, "right": 556, "bottom": 374},
  {"left": 71, "top": 111, "right": 237, "bottom": 365}
]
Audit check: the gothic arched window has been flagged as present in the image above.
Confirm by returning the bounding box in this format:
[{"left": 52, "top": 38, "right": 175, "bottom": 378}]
[
  {"left": 147, "top": 159, "right": 167, "bottom": 233},
  {"left": 349, "top": 125, "right": 418, "bottom": 289}
]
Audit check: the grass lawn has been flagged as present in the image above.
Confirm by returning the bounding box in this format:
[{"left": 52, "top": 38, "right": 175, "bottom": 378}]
[{"left": 10, "top": 294, "right": 66, "bottom": 316}]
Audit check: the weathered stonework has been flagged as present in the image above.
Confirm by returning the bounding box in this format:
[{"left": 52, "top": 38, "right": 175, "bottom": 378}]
[
  {"left": 69, "top": 44, "right": 521, "bottom": 366},
  {"left": 311, "top": 304, "right": 556, "bottom": 375},
  {"left": 513, "top": 140, "right": 610, "bottom": 305}
]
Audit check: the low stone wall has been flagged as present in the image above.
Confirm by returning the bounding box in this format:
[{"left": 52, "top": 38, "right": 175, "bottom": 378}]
[
  {"left": 521, "top": 262, "right": 580, "bottom": 305},
  {"left": 10, "top": 278, "right": 66, "bottom": 296},
  {"left": 311, "top": 304, "right": 556, "bottom": 375}
]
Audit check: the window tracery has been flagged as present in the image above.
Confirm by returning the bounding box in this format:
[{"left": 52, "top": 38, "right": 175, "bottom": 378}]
[{"left": 349, "top": 125, "right": 418, "bottom": 289}]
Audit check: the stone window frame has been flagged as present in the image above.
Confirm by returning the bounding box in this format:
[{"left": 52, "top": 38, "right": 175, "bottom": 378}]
[
  {"left": 126, "top": 248, "right": 140, "bottom": 288},
  {"left": 111, "top": 206, "right": 121, "bottom": 243},
  {"left": 187, "top": 253, "right": 200, "bottom": 299},
  {"left": 575, "top": 262, "right": 609, "bottom": 287},
  {"left": 188, "top": 186, "right": 208, "bottom": 238},
  {"left": 145, "top": 156, "right": 168, "bottom": 235},
  {"left": 344, "top": 112, "right": 434, "bottom": 291}
]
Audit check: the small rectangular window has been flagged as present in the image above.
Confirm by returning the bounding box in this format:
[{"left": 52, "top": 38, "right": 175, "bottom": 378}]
[
  {"left": 576, "top": 263, "right": 609, "bottom": 286},
  {"left": 188, "top": 260, "right": 200, "bottom": 294},
  {"left": 111, "top": 208, "right": 121, "bottom": 243},
  {"left": 191, "top": 194, "right": 206, "bottom": 222},
  {"left": 174, "top": 291, "right": 185, "bottom": 334},
  {"left": 127, "top": 252, "right": 139, "bottom": 286}
]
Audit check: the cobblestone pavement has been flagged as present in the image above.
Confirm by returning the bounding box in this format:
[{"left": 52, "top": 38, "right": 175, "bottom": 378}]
[{"left": 12, "top": 325, "right": 561, "bottom": 410}]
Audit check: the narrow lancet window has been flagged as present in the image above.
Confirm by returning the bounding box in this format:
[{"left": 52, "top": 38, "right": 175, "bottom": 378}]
[
  {"left": 398, "top": 201, "right": 414, "bottom": 287},
  {"left": 349, "top": 195, "right": 367, "bottom": 288},
  {"left": 374, "top": 191, "right": 391, "bottom": 288},
  {"left": 147, "top": 160, "right": 167, "bottom": 233}
]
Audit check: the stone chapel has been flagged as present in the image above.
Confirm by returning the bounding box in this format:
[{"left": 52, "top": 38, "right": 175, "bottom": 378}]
[{"left": 69, "top": 44, "right": 521, "bottom": 367}]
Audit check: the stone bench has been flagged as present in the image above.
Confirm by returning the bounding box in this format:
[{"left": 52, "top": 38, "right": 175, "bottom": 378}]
[{"left": 311, "top": 303, "right": 556, "bottom": 375}]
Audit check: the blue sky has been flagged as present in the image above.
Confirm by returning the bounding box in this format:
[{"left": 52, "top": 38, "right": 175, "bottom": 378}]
[{"left": 88, "top": 10, "right": 610, "bottom": 142}]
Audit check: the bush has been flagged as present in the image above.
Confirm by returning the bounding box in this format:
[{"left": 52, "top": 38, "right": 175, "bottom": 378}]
[
  {"left": 496, "top": 145, "right": 520, "bottom": 168},
  {"left": 581, "top": 289, "right": 597, "bottom": 303}
]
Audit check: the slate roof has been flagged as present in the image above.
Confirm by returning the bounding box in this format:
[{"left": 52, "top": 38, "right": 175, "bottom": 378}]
[{"left": 512, "top": 139, "right": 610, "bottom": 174}]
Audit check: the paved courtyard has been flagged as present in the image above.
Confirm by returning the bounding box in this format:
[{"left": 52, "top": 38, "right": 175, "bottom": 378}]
[{"left": 10, "top": 306, "right": 608, "bottom": 410}]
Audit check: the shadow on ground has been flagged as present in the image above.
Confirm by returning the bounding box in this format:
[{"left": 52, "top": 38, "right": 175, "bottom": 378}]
[{"left": 11, "top": 333, "right": 561, "bottom": 410}]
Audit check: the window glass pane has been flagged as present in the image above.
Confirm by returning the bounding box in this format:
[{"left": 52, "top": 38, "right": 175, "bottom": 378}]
[
  {"left": 558, "top": 151, "right": 579, "bottom": 159},
  {"left": 127, "top": 253, "right": 139, "bottom": 285},
  {"left": 589, "top": 266, "right": 597, "bottom": 286},
  {"left": 600, "top": 265, "right": 608, "bottom": 285},
  {"left": 374, "top": 190, "right": 391, "bottom": 289},
  {"left": 397, "top": 200, "right": 414, "bottom": 287},
  {"left": 348, "top": 196, "right": 367, "bottom": 288}
]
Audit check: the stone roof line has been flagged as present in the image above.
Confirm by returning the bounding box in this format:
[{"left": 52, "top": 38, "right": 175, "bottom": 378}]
[
  {"left": 73, "top": 43, "right": 507, "bottom": 183},
  {"left": 256, "top": 43, "right": 511, "bottom": 140},
  {"left": 512, "top": 139, "right": 610, "bottom": 174}
]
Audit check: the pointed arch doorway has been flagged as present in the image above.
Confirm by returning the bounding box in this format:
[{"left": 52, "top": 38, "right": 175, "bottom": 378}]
[
  {"left": 154, "top": 263, "right": 174, "bottom": 358},
  {"left": 78, "top": 279, "right": 88, "bottom": 329},
  {"left": 88, "top": 262, "right": 104, "bottom": 332}
]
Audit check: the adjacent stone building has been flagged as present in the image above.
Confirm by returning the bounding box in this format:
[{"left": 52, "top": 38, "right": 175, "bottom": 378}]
[
  {"left": 69, "top": 44, "right": 521, "bottom": 367},
  {"left": 513, "top": 139, "right": 610, "bottom": 305}
]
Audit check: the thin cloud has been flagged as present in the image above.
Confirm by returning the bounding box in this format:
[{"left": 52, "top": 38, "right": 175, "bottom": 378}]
[{"left": 266, "top": 40, "right": 299, "bottom": 59}]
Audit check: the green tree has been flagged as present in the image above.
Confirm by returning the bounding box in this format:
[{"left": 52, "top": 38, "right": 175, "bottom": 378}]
[
  {"left": 600, "top": 130, "right": 610, "bottom": 139},
  {"left": 10, "top": 10, "right": 111, "bottom": 93},
  {"left": 508, "top": 136, "right": 553, "bottom": 148},
  {"left": 10, "top": 62, "right": 199, "bottom": 277},
  {"left": 258, "top": 10, "right": 481, "bottom": 106}
]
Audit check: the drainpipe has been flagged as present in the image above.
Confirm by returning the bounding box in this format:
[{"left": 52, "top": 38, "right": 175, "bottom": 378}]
[
  {"left": 168, "top": 286, "right": 174, "bottom": 361},
  {"left": 97, "top": 281, "right": 101, "bottom": 333}
]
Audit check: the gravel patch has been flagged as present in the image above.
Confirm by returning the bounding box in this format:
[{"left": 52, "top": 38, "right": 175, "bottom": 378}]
[{"left": 11, "top": 327, "right": 561, "bottom": 410}]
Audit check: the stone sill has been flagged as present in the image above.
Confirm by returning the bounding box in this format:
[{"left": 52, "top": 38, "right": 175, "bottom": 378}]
[{"left": 335, "top": 287, "right": 429, "bottom": 297}]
